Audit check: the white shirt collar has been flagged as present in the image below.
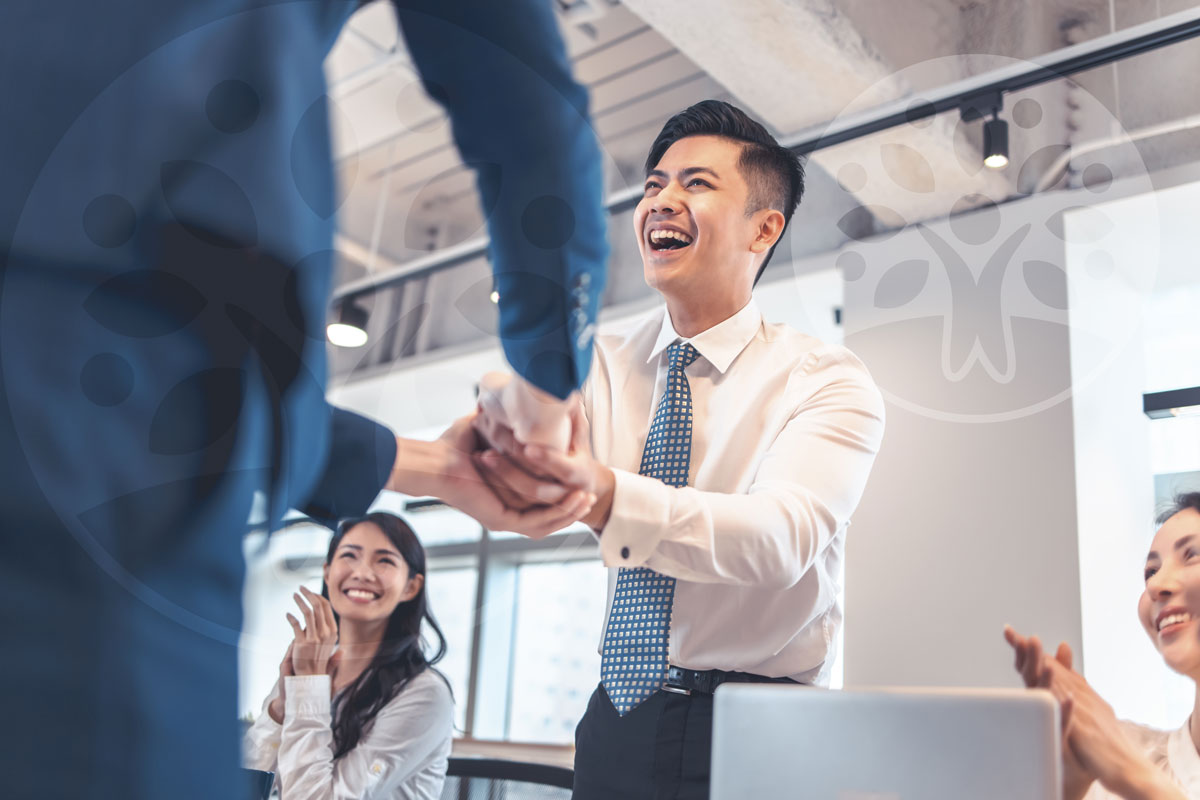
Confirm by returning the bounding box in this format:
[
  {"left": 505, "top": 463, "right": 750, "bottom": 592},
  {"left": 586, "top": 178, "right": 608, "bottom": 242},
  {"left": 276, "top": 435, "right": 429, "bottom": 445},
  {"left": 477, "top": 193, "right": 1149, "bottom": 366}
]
[{"left": 647, "top": 298, "right": 763, "bottom": 374}]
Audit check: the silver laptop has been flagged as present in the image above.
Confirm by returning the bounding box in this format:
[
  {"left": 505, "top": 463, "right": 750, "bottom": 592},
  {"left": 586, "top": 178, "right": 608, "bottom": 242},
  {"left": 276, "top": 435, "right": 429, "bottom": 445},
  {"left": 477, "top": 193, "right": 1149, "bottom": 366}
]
[{"left": 711, "top": 685, "right": 1061, "bottom": 800}]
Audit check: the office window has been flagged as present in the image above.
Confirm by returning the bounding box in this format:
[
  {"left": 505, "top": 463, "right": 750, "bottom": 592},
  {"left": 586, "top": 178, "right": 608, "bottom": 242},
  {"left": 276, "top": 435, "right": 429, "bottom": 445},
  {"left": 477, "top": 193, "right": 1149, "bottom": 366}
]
[
  {"left": 425, "top": 566, "right": 477, "bottom": 732},
  {"left": 507, "top": 560, "right": 607, "bottom": 743}
]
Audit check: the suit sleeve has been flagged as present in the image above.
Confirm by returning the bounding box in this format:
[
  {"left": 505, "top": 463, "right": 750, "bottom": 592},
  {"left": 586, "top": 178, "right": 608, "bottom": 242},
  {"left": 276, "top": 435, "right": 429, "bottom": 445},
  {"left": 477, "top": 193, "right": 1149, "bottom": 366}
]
[
  {"left": 392, "top": 0, "right": 609, "bottom": 399},
  {"left": 299, "top": 407, "right": 396, "bottom": 527}
]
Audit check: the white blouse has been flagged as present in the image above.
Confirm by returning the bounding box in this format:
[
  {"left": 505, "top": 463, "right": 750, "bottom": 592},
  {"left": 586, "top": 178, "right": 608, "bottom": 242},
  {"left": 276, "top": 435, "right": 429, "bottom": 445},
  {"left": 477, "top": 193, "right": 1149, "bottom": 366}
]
[
  {"left": 1083, "top": 718, "right": 1200, "bottom": 799},
  {"left": 243, "top": 669, "right": 454, "bottom": 800}
]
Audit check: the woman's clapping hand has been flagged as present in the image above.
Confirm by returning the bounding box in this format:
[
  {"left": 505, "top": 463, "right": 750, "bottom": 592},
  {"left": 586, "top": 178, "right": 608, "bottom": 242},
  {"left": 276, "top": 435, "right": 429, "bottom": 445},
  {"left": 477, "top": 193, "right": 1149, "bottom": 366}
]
[
  {"left": 287, "top": 586, "right": 341, "bottom": 678},
  {"left": 1003, "top": 625, "right": 1186, "bottom": 800}
]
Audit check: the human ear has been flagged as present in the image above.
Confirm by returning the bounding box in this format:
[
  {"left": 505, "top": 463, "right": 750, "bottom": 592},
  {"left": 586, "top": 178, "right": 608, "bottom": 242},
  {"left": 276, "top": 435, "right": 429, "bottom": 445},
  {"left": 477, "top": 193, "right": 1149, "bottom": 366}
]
[
  {"left": 748, "top": 209, "right": 786, "bottom": 254},
  {"left": 401, "top": 572, "right": 425, "bottom": 602}
]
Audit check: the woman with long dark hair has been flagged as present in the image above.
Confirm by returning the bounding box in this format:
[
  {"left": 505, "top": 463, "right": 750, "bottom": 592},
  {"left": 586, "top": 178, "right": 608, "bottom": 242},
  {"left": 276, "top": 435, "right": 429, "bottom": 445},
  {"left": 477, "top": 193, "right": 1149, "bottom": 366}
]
[{"left": 245, "top": 512, "right": 454, "bottom": 799}]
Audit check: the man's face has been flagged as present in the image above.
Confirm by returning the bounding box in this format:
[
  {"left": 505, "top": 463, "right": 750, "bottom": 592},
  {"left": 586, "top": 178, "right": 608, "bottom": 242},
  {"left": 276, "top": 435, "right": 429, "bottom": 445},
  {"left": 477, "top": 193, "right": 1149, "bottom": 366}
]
[{"left": 634, "top": 135, "right": 769, "bottom": 302}]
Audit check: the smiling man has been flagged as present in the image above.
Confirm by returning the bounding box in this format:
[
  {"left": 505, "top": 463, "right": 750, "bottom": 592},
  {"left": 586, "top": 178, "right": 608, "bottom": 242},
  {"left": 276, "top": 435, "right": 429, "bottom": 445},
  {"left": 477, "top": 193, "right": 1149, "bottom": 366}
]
[{"left": 476, "top": 100, "right": 886, "bottom": 798}]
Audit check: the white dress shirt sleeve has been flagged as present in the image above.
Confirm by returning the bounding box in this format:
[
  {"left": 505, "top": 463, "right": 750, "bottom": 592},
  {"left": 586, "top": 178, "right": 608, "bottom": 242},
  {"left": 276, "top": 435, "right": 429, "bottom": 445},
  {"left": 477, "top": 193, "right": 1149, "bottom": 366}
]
[
  {"left": 599, "top": 349, "right": 885, "bottom": 588},
  {"left": 243, "top": 680, "right": 283, "bottom": 772},
  {"left": 275, "top": 672, "right": 453, "bottom": 800}
]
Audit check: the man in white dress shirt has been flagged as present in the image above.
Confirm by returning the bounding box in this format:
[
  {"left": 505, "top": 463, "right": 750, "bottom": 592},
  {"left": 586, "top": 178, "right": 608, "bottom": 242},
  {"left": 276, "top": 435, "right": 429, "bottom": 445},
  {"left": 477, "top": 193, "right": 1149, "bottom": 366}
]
[{"left": 475, "top": 100, "right": 886, "bottom": 799}]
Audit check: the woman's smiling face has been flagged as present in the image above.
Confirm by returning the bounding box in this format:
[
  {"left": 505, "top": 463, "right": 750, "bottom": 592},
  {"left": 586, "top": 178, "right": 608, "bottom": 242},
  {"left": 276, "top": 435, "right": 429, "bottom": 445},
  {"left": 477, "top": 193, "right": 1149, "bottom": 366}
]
[
  {"left": 1138, "top": 508, "right": 1200, "bottom": 680},
  {"left": 323, "top": 522, "right": 420, "bottom": 624}
]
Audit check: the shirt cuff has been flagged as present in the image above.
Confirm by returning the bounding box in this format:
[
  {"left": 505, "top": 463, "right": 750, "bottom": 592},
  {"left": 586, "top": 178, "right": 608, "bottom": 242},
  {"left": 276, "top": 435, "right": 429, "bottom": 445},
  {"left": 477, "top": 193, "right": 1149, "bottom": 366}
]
[
  {"left": 598, "top": 469, "right": 673, "bottom": 567},
  {"left": 284, "top": 675, "right": 332, "bottom": 717}
]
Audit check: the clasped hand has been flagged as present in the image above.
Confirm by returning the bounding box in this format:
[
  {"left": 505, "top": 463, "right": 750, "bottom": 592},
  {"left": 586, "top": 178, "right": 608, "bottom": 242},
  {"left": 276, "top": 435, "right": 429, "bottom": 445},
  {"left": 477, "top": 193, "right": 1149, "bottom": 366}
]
[
  {"left": 469, "top": 392, "right": 615, "bottom": 535},
  {"left": 413, "top": 385, "right": 613, "bottom": 538}
]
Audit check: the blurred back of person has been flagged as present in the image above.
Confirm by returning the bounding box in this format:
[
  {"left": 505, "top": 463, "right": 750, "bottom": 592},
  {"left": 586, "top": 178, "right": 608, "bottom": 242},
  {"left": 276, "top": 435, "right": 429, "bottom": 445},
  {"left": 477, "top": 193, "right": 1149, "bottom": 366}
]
[{"left": 0, "top": 2, "right": 607, "bottom": 797}]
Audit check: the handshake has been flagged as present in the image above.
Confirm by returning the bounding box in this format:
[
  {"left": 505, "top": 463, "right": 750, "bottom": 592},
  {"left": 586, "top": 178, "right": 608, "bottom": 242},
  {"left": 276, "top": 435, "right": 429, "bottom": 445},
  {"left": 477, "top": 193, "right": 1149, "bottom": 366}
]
[{"left": 385, "top": 372, "right": 615, "bottom": 538}]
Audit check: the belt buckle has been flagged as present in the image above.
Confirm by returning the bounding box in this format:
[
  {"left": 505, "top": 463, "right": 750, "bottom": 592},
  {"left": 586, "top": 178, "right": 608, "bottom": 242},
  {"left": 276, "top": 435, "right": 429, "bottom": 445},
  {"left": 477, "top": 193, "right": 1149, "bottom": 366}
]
[{"left": 663, "top": 665, "right": 693, "bottom": 696}]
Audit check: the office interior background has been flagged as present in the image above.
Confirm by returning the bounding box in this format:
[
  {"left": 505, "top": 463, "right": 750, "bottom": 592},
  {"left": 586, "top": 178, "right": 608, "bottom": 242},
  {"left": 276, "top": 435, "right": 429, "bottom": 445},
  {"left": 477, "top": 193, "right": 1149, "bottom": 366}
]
[{"left": 237, "top": 0, "right": 1200, "bottom": 761}]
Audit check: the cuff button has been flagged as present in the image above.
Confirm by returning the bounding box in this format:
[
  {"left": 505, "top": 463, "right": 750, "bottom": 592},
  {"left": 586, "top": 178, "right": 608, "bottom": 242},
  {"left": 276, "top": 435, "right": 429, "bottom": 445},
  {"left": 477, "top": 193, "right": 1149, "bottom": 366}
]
[{"left": 620, "top": 547, "right": 630, "bottom": 559}]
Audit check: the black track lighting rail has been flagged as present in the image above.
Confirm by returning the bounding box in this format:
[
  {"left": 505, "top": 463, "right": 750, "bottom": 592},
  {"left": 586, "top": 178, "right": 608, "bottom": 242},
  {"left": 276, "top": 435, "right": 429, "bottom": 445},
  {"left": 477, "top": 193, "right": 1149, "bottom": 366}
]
[{"left": 776, "top": 10, "right": 1200, "bottom": 158}]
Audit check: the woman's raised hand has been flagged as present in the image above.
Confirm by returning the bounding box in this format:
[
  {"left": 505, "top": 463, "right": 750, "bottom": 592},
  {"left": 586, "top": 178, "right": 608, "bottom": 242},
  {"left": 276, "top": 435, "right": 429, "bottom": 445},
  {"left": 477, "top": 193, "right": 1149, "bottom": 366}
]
[
  {"left": 1004, "top": 626, "right": 1094, "bottom": 800},
  {"left": 287, "top": 586, "right": 339, "bottom": 677},
  {"left": 1034, "top": 653, "right": 1186, "bottom": 800}
]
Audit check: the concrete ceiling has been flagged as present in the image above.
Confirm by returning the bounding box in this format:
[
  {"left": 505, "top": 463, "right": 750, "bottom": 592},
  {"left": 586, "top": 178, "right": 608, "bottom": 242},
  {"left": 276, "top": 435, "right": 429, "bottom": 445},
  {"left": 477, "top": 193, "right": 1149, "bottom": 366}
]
[{"left": 327, "top": 0, "right": 1200, "bottom": 381}]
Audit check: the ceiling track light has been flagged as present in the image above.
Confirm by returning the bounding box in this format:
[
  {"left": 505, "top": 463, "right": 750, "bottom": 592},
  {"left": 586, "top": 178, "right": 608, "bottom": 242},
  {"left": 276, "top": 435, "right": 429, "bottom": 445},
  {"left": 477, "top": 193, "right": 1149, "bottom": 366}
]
[
  {"left": 982, "top": 112, "right": 1009, "bottom": 169},
  {"left": 1143, "top": 386, "right": 1200, "bottom": 419},
  {"left": 327, "top": 299, "right": 369, "bottom": 348},
  {"left": 960, "top": 90, "right": 1009, "bottom": 170}
]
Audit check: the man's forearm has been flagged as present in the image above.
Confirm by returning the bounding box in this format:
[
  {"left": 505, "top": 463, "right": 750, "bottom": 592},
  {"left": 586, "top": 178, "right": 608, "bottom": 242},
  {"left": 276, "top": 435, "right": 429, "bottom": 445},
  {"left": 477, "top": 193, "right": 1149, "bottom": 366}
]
[{"left": 385, "top": 436, "right": 443, "bottom": 498}]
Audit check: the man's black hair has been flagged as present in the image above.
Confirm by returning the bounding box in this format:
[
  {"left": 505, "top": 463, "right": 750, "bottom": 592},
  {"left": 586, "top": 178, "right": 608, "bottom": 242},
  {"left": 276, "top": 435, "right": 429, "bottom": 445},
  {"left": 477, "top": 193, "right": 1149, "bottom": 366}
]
[{"left": 644, "top": 100, "right": 805, "bottom": 284}]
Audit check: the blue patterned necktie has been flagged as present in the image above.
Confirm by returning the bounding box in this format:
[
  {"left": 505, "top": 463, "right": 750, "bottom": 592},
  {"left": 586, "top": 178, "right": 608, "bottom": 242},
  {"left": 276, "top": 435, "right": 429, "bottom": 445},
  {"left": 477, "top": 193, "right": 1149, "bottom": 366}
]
[{"left": 601, "top": 341, "right": 700, "bottom": 716}]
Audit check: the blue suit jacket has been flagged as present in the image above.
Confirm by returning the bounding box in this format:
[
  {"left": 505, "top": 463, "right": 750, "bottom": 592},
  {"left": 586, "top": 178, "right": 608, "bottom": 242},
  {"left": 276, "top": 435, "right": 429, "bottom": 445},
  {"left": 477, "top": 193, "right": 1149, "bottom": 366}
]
[{"left": 0, "top": 1, "right": 606, "bottom": 797}]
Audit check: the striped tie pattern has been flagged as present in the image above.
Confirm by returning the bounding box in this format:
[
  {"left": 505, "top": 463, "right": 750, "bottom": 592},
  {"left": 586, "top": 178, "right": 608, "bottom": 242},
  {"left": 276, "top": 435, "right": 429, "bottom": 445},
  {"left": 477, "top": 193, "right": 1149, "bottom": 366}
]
[{"left": 600, "top": 341, "right": 700, "bottom": 715}]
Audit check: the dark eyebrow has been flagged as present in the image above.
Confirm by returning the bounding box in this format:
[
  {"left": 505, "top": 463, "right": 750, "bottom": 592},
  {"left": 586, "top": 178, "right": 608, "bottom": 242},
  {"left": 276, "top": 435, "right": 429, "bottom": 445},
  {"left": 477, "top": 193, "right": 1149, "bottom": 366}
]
[
  {"left": 336, "top": 543, "right": 402, "bottom": 559},
  {"left": 1147, "top": 534, "right": 1200, "bottom": 561},
  {"left": 644, "top": 167, "right": 721, "bottom": 182}
]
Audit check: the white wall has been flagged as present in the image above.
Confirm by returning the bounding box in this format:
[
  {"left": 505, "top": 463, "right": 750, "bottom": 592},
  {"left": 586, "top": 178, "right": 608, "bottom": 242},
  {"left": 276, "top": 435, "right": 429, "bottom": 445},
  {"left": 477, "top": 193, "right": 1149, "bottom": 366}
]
[
  {"left": 837, "top": 188, "right": 1088, "bottom": 688},
  {"left": 1067, "top": 183, "right": 1200, "bottom": 729},
  {"left": 837, "top": 163, "right": 1199, "bottom": 726},
  {"left": 1064, "top": 191, "right": 1164, "bottom": 725}
]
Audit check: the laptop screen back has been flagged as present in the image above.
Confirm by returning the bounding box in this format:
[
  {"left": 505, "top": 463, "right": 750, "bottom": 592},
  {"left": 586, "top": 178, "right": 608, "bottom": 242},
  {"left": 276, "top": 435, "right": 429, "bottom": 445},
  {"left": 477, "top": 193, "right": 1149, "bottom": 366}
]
[{"left": 711, "top": 685, "right": 1060, "bottom": 800}]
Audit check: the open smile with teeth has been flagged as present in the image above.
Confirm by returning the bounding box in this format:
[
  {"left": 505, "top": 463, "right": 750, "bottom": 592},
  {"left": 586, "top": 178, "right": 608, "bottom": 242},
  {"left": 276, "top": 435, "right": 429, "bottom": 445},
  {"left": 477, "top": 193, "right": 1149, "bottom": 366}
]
[
  {"left": 344, "top": 588, "right": 379, "bottom": 602},
  {"left": 648, "top": 229, "right": 694, "bottom": 251},
  {"left": 1159, "top": 611, "right": 1192, "bottom": 632}
]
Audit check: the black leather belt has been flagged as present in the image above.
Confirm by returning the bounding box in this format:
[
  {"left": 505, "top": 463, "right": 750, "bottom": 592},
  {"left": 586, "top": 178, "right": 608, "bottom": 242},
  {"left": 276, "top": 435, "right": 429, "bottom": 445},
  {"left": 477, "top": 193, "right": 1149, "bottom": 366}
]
[{"left": 662, "top": 665, "right": 801, "bottom": 696}]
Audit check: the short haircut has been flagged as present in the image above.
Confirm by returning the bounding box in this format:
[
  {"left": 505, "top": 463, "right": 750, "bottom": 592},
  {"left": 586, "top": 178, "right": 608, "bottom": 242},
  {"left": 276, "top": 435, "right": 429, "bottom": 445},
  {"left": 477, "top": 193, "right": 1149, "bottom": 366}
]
[
  {"left": 644, "top": 100, "right": 805, "bottom": 283},
  {"left": 1156, "top": 491, "right": 1200, "bottom": 526}
]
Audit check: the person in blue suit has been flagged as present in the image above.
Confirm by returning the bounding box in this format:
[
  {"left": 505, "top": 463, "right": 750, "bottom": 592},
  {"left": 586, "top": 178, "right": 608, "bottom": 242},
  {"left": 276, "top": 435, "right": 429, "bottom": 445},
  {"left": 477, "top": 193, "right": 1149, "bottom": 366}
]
[{"left": 0, "top": 1, "right": 607, "bottom": 798}]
